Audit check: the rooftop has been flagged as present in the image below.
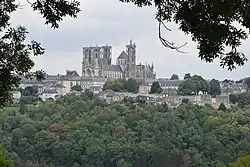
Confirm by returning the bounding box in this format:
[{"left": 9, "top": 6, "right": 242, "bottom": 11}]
[
  {"left": 66, "top": 70, "right": 80, "bottom": 77},
  {"left": 117, "top": 51, "right": 127, "bottom": 59},
  {"left": 158, "top": 79, "right": 184, "bottom": 86},
  {"left": 103, "top": 65, "right": 122, "bottom": 72}
]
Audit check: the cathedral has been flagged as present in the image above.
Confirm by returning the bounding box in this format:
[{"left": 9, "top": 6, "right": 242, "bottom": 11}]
[{"left": 82, "top": 40, "right": 156, "bottom": 80}]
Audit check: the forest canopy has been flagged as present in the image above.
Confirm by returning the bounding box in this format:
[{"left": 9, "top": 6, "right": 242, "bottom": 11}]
[{"left": 1, "top": 92, "right": 250, "bottom": 167}]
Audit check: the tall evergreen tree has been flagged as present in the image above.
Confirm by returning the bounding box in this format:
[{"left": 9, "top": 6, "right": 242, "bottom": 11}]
[
  {"left": 208, "top": 79, "right": 221, "bottom": 97},
  {"left": 150, "top": 81, "right": 162, "bottom": 94},
  {"left": 218, "top": 103, "right": 227, "bottom": 111},
  {"left": 170, "top": 74, "right": 179, "bottom": 80}
]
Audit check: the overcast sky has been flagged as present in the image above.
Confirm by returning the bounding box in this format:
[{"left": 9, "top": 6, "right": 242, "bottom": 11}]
[{"left": 11, "top": 0, "right": 250, "bottom": 80}]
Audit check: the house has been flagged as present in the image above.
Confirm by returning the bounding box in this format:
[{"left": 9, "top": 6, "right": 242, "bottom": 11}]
[
  {"left": 220, "top": 80, "right": 247, "bottom": 95},
  {"left": 161, "top": 88, "right": 178, "bottom": 97},
  {"left": 136, "top": 95, "right": 155, "bottom": 103},
  {"left": 138, "top": 79, "right": 155, "bottom": 94},
  {"left": 19, "top": 80, "right": 43, "bottom": 91},
  {"left": 59, "top": 70, "right": 81, "bottom": 94},
  {"left": 39, "top": 89, "right": 59, "bottom": 101},
  {"left": 139, "top": 85, "right": 151, "bottom": 94},
  {"left": 97, "top": 89, "right": 124, "bottom": 104},
  {"left": 80, "top": 77, "right": 93, "bottom": 90},
  {"left": 81, "top": 77, "right": 106, "bottom": 91},
  {"left": 89, "top": 86, "right": 102, "bottom": 94},
  {"left": 97, "top": 89, "right": 114, "bottom": 100},
  {"left": 12, "top": 91, "right": 22, "bottom": 103},
  {"left": 215, "top": 95, "right": 230, "bottom": 108},
  {"left": 53, "top": 83, "right": 66, "bottom": 95},
  {"left": 106, "top": 93, "right": 124, "bottom": 104},
  {"left": 92, "top": 78, "right": 106, "bottom": 89},
  {"left": 157, "top": 79, "right": 184, "bottom": 90}
]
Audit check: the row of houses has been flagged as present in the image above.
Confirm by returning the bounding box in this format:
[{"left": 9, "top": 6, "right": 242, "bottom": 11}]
[
  {"left": 139, "top": 78, "right": 247, "bottom": 95},
  {"left": 18, "top": 70, "right": 106, "bottom": 100},
  {"left": 95, "top": 90, "right": 230, "bottom": 108},
  {"left": 15, "top": 71, "right": 247, "bottom": 103}
]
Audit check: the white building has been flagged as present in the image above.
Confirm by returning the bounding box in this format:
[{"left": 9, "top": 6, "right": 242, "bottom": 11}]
[
  {"left": 12, "top": 91, "right": 22, "bottom": 103},
  {"left": 157, "top": 79, "right": 184, "bottom": 90}
]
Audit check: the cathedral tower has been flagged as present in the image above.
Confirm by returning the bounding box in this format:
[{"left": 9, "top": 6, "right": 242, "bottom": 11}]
[
  {"left": 125, "top": 40, "right": 136, "bottom": 78},
  {"left": 82, "top": 45, "right": 112, "bottom": 77},
  {"left": 102, "top": 45, "right": 112, "bottom": 66}
]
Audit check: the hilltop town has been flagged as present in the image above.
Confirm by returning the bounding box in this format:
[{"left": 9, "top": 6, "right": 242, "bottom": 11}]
[
  {"left": 3, "top": 0, "right": 250, "bottom": 166},
  {"left": 14, "top": 40, "right": 249, "bottom": 109}
]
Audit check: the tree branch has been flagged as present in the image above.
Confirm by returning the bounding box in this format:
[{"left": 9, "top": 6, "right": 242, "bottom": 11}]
[
  {"left": 156, "top": 2, "right": 187, "bottom": 53},
  {"left": 158, "top": 20, "right": 188, "bottom": 53},
  {"left": 26, "top": 0, "right": 32, "bottom": 5}
]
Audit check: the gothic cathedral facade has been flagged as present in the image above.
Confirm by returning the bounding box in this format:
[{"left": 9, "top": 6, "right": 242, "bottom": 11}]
[{"left": 82, "top": 40, "right": 156, "bottom": 80}]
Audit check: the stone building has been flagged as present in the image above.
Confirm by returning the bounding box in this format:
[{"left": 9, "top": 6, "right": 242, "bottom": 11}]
[
  {"left": 103, "top": 65, "right": 123, "bottom": 79},
  {"left": 158, "top": 78, "right": 184, "bottom": 90},
  {"left": 59, "top": 70, "right": 106, "bottom": 95},
  {"left": 82, "top": 40, "right": 156, "bottom": 80},
  {"left": 220, "top": 81, "right": 247, "bottom": 95},
  {"left": 82, "top": 45, "right": 112, "bottom": 77},
  {"left": 59, "top": 70, "right": 81, "bottom": 94}
]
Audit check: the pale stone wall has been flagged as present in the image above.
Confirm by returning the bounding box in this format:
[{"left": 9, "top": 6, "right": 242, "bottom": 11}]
[
  {"left": 60, "top": 80, "right": 81, "bottom": 94},
  {"left": 103, "top": 70, "right": 123, "bottom": 79},
  {"left": 215, "top": 95, "right": 230, "bottom": 107},
  {"left": 139, "top": 86, "right": 151, "bottom": 94}
]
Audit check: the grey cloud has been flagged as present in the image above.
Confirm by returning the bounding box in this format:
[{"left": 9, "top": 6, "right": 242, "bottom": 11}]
[
  {"left": 10, "top": 0, "right": 250, "bottom": 80},
  {"left": 12, "top": 0, "right": 156, "bottom": 52}
]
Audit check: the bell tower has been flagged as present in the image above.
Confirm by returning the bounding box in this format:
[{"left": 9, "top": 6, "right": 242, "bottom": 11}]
[{"left": 125, "top": 40, "right": 136, "bottom": 78}]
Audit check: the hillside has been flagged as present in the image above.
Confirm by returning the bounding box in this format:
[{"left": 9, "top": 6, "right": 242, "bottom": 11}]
[{"left": 1, "top": 92, "right": 250, "bottom": 167}]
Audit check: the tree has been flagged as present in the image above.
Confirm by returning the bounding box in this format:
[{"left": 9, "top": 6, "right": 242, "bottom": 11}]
[
  {"left": 229, "top": 94, "right": 238, "bottom": 104},
  {"left": 156, "top": 87, "right": 163, "bottom": 94},
  {"left": 237, "top": 92, "right": 250, "bottom": 108},
  {"left": 121, "top": 0, "right": 248, "bottom": 70},
  {"left": 245, "top": 78, "right": 250, "bottom": 91},
  {"left": 181, "top": 98, "right": 189, "bottom": 104},
  {"left": 184, "top": 73, "right": 191, "bottom": 80},
  {"left": 218, "top": 103, "right": 227, "bottom": 111},
  {"left": 192, "top": 75, "right": 209, "bottom": 94},
  {"left": 208, "top": 79, "right": 221, "bottom": 97},
  {"left": 123, "top": 78, "right": 139, "bottom": 93},
  {"left": 103, "top": 79, "right": 140, "bottom": 93},
  {"left": 19, "top": 101, "right": 25, "bottom": 115},
  {"left": 228, "top": 92, "right": 250, "bottom": 109},
  {"left": 85, "top": 89, "right": 94, "bottom": 99},
  {"left": 150, "top": 81, "right": 162, "bottom": 94},
  {"left": 2, "top": 92, "right": 250, "bottom": 166},
  {"left": 170, "top": 74, "right": 179, "bottom": 80},
  {"left": 103, "top": 79, "right": 125, "bottom": 92},
  {"left": 178, "top": 75, "right": 209, "bottom": 95},
  {"left": 0, "top": 145, "right": 14, "bottom": 167},
  {"left": 71, "top": 85, "right": 82, "bottom": 92},
  {"left": 229, "top": 154, "right": 250, "bottom": 167},
  {"left": 0, "top": 0, "right": 80, "bottom": 107},
  {"left": 23, "top": 86, "right": 39, "bottom": 96},
  {"left": 178, "top": 78, "right": 196, "bottom": 95}
]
